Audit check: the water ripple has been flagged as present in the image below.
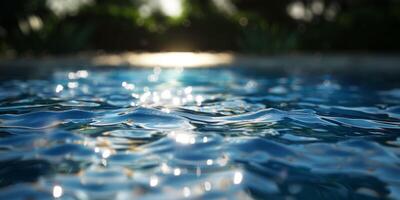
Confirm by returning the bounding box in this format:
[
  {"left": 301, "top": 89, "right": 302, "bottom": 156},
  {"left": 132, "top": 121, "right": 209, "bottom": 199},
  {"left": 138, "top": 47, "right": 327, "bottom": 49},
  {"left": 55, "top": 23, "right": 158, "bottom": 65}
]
[{"left": 0, "top": 68, "right": 399, "bottom": 199}]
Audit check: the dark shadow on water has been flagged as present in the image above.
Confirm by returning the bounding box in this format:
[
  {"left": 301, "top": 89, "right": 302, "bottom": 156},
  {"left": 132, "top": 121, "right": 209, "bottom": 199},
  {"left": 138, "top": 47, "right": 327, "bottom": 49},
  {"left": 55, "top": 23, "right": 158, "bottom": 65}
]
[
  {"left": 242, "top": 160, "right": 390, "bottom": 200},
  {"left": 0, "top": 159, "right": 53, "bottom": 187}
]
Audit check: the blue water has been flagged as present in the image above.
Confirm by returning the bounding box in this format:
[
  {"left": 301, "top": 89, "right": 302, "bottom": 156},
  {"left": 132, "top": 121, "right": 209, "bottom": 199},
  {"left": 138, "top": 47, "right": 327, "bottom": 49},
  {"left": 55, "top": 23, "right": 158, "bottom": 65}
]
[{"left": 0, "top": 67, "right": 400, "bottom": 199}]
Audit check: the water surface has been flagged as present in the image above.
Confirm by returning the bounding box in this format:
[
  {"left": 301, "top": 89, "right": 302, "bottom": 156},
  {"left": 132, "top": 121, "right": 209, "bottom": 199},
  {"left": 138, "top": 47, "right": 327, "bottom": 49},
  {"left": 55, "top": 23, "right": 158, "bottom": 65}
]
[{"left": 0, "top": 67, "right": 400, "bottom": 199}]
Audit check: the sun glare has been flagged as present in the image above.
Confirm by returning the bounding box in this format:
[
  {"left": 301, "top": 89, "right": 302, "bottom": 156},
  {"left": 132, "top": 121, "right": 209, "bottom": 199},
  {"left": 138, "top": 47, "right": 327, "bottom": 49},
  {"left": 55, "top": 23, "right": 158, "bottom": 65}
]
[
  {"left": 160, "top": 0, "right": 183, "bottom": 18},
  {"left": 93, "top": 52, "right": 234, "bottom": 68}
]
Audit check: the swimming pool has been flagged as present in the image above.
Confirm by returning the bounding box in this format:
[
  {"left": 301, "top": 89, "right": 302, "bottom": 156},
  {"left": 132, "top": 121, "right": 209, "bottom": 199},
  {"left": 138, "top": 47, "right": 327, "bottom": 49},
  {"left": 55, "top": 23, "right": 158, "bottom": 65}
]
[{"left": 0, "top": 60, "right": 400, "bottom": 199}]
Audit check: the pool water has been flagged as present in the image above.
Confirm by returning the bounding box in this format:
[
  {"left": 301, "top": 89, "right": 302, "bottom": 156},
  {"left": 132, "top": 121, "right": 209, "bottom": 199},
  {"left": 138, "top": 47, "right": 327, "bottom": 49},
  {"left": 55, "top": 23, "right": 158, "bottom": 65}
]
[{"left": 0, "top": 67, "right": 399, "bottom": 199}]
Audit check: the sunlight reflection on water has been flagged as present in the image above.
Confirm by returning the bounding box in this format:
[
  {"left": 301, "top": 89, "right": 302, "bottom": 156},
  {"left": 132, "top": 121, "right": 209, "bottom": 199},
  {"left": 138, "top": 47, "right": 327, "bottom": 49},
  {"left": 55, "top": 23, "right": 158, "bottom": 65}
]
[{"left": 0, "top": 65, "right": 400, "bottom": 199}]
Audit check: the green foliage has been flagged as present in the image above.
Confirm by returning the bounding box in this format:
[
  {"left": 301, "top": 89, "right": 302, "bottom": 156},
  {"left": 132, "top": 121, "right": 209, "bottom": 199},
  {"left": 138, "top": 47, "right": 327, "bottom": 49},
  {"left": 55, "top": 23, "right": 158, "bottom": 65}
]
[
  {"left": 239, "top": 22, "right": 298, "bottom": 53},
  {"left": 0, "top": 0, "right": 399, "bottom": 55}
]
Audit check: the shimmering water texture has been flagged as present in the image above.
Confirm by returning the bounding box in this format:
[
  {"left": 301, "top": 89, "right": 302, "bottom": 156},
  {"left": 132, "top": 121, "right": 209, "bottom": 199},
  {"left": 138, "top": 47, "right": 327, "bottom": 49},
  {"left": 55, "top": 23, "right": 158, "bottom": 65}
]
[{"left": 0, "top": 68, "right": 400, "bottom": 200}]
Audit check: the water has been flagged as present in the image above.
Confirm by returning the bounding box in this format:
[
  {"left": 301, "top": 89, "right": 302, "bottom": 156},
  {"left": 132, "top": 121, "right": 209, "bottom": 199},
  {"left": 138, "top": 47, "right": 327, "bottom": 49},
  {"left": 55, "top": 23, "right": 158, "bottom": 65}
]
[{"left": 0, "top": 67, "right": 400, "bottom": 199}]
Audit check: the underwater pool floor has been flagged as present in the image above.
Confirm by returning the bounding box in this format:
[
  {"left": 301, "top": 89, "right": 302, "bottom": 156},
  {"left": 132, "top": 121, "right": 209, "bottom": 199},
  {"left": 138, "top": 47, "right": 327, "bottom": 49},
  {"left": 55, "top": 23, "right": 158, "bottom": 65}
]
[{"left": 0, "top": 67, "right": 399, "bottom": 199}]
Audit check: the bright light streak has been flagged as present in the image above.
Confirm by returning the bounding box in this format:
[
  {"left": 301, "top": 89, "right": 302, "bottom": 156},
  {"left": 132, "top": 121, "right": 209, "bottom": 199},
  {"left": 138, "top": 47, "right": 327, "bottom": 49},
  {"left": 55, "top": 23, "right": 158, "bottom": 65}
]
[
  {"left": 233, "top": 171, "right": 243, "bottom": 184},
  {"left": 172, "top": 132, "right": 196, "bottom": 145},
  {"left": 93, "top": 52, "right": 233, "bottom": 68},
  {"left": 55, "top": 84, "right": 64, "bottom": 93},
  {"left": 53, "top": 185, "right": 63, "bottom": 198},
  {"left": 149, "top": 176, "right": 159, "bottom": 187},
  {"left": 174, "top": 168, "right": 181, "bottom": 176}
]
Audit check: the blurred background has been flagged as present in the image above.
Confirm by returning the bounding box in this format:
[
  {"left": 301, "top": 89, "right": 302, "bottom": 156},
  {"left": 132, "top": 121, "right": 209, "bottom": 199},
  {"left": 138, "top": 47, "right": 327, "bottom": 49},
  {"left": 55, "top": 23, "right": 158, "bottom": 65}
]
[{"left": 0, "top": 0, "right": 400, "bottom": 56}]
